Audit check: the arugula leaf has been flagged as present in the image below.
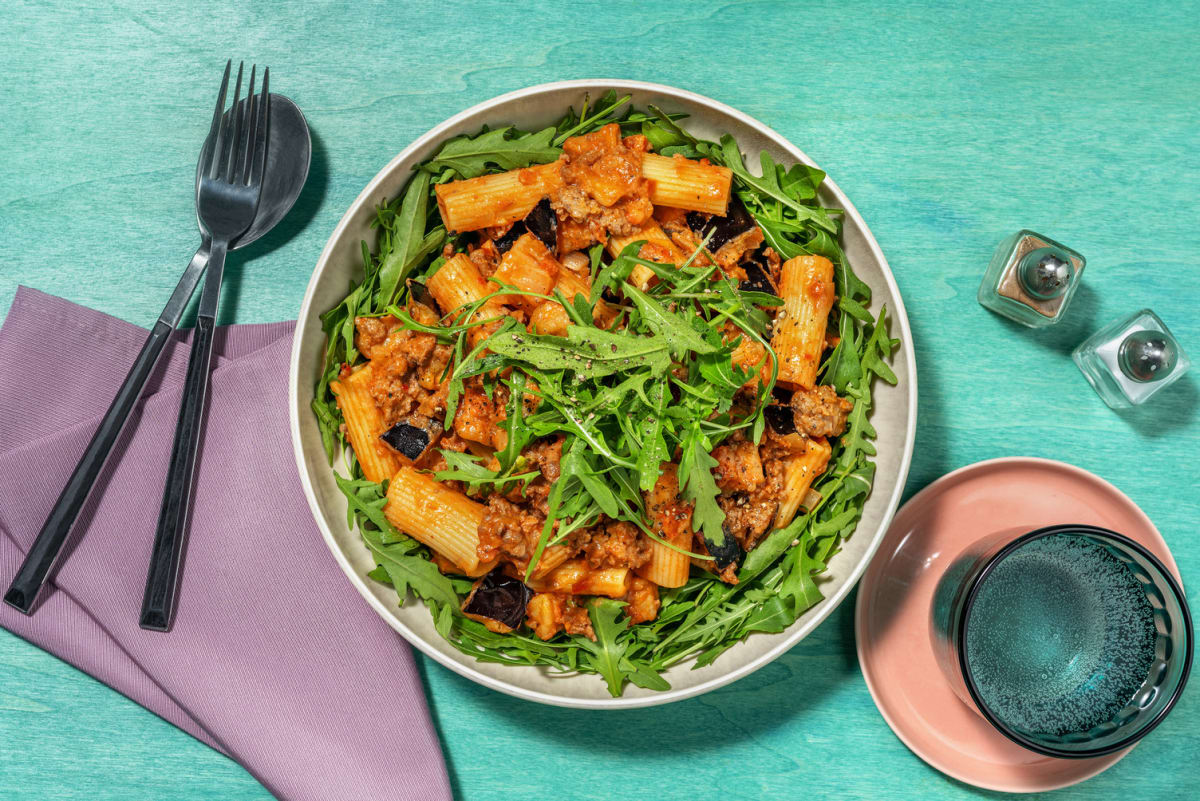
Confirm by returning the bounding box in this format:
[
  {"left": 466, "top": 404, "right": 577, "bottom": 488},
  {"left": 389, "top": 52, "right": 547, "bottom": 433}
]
[
  {"left": 720, "top": 135, "right": 838, "bottom": 233},
  {"left": 433, "top": 450, "right": 538, "bottom": 495},
  {"left": 484, "top": 326, "right": 671, "bottom": 378},
  {"left": 633, "top": 378, "right": 669, "bottom": 491},
  {"left": 377, "top": 171, "right": 435, "bottom": 307},
  {"left": 496, "top": 372, "right": 535, "bottom": 473},
  {"left": 624, "top": 283, "right": 716, "bottom": 357},
  {"left": 334, "top": 474, "right": 403, "bottom": 542},
  {"left": 361, "top": 525, "right": 459, "bottom": 610},
  {"left": 778, "top": 539, "right": 825, "bottom": 611},
  {"left": 677, "top": 436, "right": 726, "bottom": 548},
  {"left": 579, "top": 598, "right": 633, "bottom": 696},
  {"left": 424, "top": 126, "right": 561, "bottom": 179}
]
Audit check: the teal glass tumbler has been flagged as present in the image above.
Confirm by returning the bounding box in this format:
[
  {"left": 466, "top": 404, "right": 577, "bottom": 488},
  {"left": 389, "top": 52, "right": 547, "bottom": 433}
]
[{"left": 931, "top": 524, "right": 1192, "bottom": 758}]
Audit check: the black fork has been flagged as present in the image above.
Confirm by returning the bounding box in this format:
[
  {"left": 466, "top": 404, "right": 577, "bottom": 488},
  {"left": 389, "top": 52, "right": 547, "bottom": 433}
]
[{"left": 139, "top": 61, "right": 269, "bottom": 632}]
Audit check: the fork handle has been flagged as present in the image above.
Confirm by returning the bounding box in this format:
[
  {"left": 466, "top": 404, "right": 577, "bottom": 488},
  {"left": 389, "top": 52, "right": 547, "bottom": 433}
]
[
  {"left": 140, "top": 240, "right": 228, "bottom": 631},
  {"left": 4, "top": 245, "right": 209, "bottom": 615}
]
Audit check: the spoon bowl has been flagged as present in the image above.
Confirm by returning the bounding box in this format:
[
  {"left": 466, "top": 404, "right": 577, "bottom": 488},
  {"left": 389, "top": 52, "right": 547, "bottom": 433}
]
[{"left": 195, "top": 93, "right": 311, "bottom": 248}]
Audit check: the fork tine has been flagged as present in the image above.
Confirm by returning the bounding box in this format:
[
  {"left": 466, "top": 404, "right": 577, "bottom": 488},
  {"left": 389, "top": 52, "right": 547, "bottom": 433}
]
[
  {"left": 223, "top": 62, "right": 244, "bottom": 183},
  {"left": 205, "top": 61, "right": 232, "bottom": 179},
  {"left": 238, "top": 65, "right": 257, "bottom": 185},
  {"left": 251, "top": 67, "right": 270, "bottom": 187}
]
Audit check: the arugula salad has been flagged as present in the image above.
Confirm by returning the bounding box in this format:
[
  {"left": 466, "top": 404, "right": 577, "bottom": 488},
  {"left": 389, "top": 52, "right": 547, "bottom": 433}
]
[{"left": 313, "top": 92, "right": 898, "bottom": 695}]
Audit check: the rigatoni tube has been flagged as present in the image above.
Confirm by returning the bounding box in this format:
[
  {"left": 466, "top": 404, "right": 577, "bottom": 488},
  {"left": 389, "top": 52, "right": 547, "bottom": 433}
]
[
  {"left": 384, "top": 467, "right": 489, "bottom": 575},
  {"left": 545, "top": 560, "right": 631, "bottom": 598},
  {"left": 772, "top": 254, "right": 835, "bottom": 389},
  {"left": 774, "top": 437, "right": 832, "bottom": 529},
  {"left": 435, "top": 161, "right": 563, "bottom": 232},
  {"left": 490, "top": 233, "right": 560, "bottom": 312},
  {"left": 642, "top": 152, "right": 731, "bottom": 215},
  {"left": 637, "top": 464, "right": 694, "bottom": 589},
  {"left": 331, "top": 365, "right": 400, "bottom": 484}
]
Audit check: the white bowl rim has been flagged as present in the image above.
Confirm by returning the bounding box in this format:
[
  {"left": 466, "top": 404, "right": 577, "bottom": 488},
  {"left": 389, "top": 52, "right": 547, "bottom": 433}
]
[{"left": 288, "top": 78, "right": 919, "bottom": 709}]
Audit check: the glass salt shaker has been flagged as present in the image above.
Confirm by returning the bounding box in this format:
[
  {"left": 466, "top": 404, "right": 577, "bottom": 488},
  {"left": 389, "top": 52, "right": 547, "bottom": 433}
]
[
  {"left": 1072, "top": 309, "right": 1190, "bottom": 409},
  {"left": 977, "top": 230, "right": 1086, "bottom": 327}
]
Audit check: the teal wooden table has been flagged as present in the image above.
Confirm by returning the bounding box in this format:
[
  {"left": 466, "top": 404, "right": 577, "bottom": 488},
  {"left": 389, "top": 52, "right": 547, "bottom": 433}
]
[{"left": 2, "top": 1, "right": 1197, "bottom": 798}]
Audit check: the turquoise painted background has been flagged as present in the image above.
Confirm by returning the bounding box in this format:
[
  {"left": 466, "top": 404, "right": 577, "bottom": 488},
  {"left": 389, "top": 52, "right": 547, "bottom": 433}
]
[{"left": 2, "top": 1, "right": 1197, "bottom": 798}]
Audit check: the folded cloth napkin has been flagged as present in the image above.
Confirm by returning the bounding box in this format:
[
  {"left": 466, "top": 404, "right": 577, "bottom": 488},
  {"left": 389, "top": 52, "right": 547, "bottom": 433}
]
[{"left": 0, "top": 287, "right": 451, "bottom": 801}]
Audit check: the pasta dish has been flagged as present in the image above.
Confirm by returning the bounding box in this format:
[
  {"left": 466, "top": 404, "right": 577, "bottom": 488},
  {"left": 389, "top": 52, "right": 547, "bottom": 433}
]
[{"left": 312, "top": 94, "right": 897, "bottom": 695}]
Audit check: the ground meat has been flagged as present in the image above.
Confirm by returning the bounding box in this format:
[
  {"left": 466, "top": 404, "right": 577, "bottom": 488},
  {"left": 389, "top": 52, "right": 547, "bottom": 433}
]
[
  {"left": 719, "top": 454, "right": 785, "bottom": 551},
  {"left": 354, "top": 315, "right": 400, "bottom": 360},
  {"left": 712, "top": 433, "right": 785, "bottom": 552},
  {"left": 571, "top": 521, "right": 651, "bottom": 571},
  {"left": 562, "top": 599, "right": 596, "bottom": 640},
  {"left": 711, "top": 439, "right": 765, "bottom": 494},
  {"left": 552, "top": 185, "right": 649, "bottom": 241},
  {"left": 550, "top": 124, "right": 653, "bottom": 247},
  {"left": 790, "top": 385, "right": 853, "bottom": 438},
  {"left": 477, "top": 496, "right": 545, "bottom": 569},
  {"left": 506, "top": 436, "right": 562, "bottom": 514},
  {"left": 417, "top": 343, "right": 453, "bottom": 391},
  {"left": 468, "top": 239, "right": 501, "bottom": 278},
  {"left": 523, "top": 436, "right": 563, "bottom": 483},
  {"left": 365, "top": 327, "right": 448, "bottom": 426}
]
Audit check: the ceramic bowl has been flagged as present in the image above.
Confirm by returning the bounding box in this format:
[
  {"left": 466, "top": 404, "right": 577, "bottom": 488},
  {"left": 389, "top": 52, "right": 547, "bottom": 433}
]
[{"left": 288, "top": 80, "right": 918, "bottom": 708}]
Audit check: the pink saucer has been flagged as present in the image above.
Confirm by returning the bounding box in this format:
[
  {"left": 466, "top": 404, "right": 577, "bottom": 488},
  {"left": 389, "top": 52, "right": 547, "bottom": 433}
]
[{"left": 855, "top": 457, "right": 1182, "bottom": 793}]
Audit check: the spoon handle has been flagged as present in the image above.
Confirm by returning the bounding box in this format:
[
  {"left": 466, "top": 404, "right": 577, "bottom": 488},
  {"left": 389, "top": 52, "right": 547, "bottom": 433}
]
[
  {"left": 3, "top": 244, "right": 209, "bottom": 615},
  {"left": 140, "top": 239, "right": 228, "bottom": 632}
]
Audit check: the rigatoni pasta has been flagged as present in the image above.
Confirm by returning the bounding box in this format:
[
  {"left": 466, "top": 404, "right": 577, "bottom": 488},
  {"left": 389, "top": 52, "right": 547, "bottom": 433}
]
[
  {"left": 426, "top": 253, "right": 492, "bottom": 316},
  {"left": 435, "top": 161, "right": 562, "bottom": 232},
  {"left": 330, "top": 365, "right": 399, "bottom": 484},
  {"left": 774, "top": 436, "right": 833, "bottom": 528},
  {"left": 384, "top": 467, "right": 491, "bottom": 576},
  {"left": 637, "top": 464, "right": 693, "bottom": 589},
  {"left": 491, "top": 232, "right": 560, "bottom": 312},
  {"left": 642, "top": 152, "right": 732, "bottom": 215},
  {"left": 772, "top": 254, "right": 836, "bottom": 389},
  {"left": 544, "top": 560, "right": 631, "bottom": 598}
]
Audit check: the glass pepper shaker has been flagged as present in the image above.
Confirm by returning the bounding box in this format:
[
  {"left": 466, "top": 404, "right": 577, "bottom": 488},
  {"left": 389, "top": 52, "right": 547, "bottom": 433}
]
[
  {"left": 1072, "top": 309, "right": 1190, "bottom": 408},
  {"left": 977, "top": 230, "right": 1086, "bottom": 327}
]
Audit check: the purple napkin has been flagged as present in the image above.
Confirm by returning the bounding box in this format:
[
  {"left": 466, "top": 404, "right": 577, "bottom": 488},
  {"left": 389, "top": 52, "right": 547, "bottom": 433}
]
[{"left": 0, "top": 287, "right": 451, "bottom": 801}]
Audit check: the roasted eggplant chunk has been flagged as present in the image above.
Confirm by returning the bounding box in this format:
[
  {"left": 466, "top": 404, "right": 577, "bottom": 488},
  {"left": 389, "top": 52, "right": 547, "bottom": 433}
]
[
  {"left": 406, "top": 279, "right": 438, "bottom": 311},
  {"left": 380, "top": 415, "right": 442, "bottom": 461},
  {"left": 462, "top": 567, "right": 535, "bottom": 631},
  {"left": 494, "top": 197, "right": 558, "bottom": 254},
  {"left": 702, "top": 526, "right": 746, "bottom": 571},
  {"left": 739, "top": 251, "right": 777, "bottom": 295},
  {"left": 764, "top": 404, "right": 797, "bottom": 435},
  {"left": 686, "top": 199, "right": 756, "bottom": 253}
]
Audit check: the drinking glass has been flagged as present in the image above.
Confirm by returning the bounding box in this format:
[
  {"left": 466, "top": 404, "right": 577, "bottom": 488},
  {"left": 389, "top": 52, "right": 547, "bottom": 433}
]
[{"left": 931, "top": 524, "right": 1192, "bottom": 757}]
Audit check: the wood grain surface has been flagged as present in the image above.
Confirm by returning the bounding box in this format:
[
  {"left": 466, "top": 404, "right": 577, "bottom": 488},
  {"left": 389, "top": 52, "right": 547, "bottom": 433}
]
[{"left": 1, "top": 1, "right": 1197, "bottom": 799}]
